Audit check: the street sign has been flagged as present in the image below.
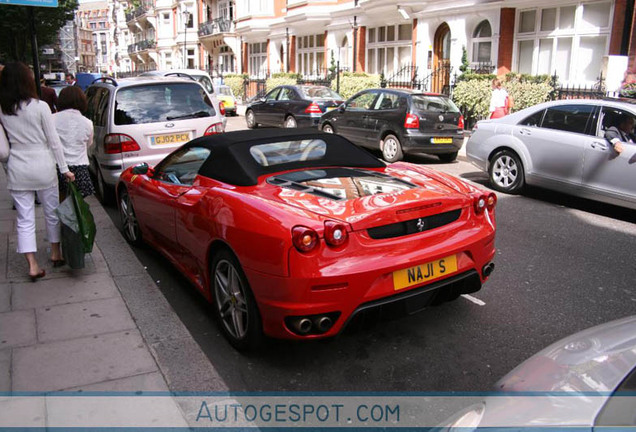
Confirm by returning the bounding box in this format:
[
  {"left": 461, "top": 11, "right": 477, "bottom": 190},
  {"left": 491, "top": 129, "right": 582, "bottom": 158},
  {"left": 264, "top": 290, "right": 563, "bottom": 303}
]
[{"left": 0, "top": 0, "right": 58, "bottom": 7}]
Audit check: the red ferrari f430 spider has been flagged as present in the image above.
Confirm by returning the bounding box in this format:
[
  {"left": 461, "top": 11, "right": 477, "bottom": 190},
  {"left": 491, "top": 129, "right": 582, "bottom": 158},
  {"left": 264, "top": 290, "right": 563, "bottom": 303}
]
[{"left": 117, "top": 129, "right": 497, "bottom": 350}]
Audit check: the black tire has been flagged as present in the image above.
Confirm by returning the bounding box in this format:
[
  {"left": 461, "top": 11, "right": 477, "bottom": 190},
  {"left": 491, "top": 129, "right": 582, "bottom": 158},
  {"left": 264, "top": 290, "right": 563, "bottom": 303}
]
[
  {"left": 95, "top": 165, "right": 113, "bottom": 205},
  {"left": 488, "top": 149, "right": 525, "bottom": 194},
  {"left": 211, "top": 250, "right": 264, "bottom": 350},
  {"left": 118, "top": 187, "right": 143, "bottom": 246},
  {"left": 321, "top": 123, "right": 334, "bottom": 133},
  {"left": 381, "top": 134, "right": 403, "bottom": 163},
  {"left": 284, "top": 115, "right": 297, "bottom": 128},
  {"left": 245, "top": 109, "right": 258, "bottom": 129},
  {"left": 438, "top": 152, "right": 458, "bottom": 163}
]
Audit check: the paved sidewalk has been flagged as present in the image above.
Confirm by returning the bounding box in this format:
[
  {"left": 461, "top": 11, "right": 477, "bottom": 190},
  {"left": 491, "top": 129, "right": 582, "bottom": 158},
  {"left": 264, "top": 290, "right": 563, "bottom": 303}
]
[{"left": 0, "top": 167, "right": 227, "bottom": 393}]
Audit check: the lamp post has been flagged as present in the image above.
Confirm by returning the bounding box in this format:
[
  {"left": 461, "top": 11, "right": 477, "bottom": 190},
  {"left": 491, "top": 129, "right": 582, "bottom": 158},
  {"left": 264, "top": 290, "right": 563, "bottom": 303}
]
[{"left": 182, "top": 9, "right": 191, "bottom": 68}]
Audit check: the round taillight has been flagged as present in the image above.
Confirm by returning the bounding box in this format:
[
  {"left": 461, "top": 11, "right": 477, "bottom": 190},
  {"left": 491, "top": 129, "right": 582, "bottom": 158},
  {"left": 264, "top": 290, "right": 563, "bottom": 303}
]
[
  {"left": 292, "top": 226, "right": 319, "bottom": 253},
  {"left": 487, "top": 193, "right": 497, "bottom": 209},
  {"left": 324, "top": 220, "right": 348, "bottom": 247}
]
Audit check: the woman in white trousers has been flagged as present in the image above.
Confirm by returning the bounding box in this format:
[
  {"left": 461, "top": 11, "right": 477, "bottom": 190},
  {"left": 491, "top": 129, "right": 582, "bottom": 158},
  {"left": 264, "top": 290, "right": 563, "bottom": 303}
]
[{"left": 0, "top": 62, "right": 75, "bottom": 281}]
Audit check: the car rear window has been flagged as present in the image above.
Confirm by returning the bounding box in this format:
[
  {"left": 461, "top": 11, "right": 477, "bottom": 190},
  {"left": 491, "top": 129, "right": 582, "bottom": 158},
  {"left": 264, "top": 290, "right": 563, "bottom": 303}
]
[
  {"left": 114, "top": 83, "right": 216, "bottom": 125},
  {"left": 298, "top": 86, "right": 342, "bottom": 100},
  {"left": 218, "top": 87, "right": 233, "bottom": 96},
  {"left": 411, "top": 95, "right": 460, "bottom": 113},
  {"left": 249, "top": 139, "right": 327, "bottom": 166}
]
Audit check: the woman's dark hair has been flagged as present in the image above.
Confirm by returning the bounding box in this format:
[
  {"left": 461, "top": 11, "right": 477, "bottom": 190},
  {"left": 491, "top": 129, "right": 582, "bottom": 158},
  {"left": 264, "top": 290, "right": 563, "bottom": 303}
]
[
  {"left": 0, "top": 62, "right": 37, "bottom": 116},
  {"left": 57, "top": 85, "right": 88, "bottom": 113}
]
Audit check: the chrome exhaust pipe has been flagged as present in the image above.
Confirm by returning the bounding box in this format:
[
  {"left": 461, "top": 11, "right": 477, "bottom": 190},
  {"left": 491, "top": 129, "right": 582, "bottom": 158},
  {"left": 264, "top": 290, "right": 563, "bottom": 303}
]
[
  {"left": 295, "top": 318, "right": 312, "bottom": 335},
  {"left": 482, "top": 263, "right": 495, "bottom": 278},
  {"left": 317, "top": 316, "right": 333, "bottom": 333}
]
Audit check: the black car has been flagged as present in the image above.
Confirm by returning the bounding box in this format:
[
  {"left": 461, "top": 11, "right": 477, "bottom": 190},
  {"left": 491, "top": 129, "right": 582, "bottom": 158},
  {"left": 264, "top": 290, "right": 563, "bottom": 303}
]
[
  {"left": 245, "top": 85, "right": 344, "bottom": 129},
  {"left": 320, "top": 88, "right": 464, "bottom": 162}
]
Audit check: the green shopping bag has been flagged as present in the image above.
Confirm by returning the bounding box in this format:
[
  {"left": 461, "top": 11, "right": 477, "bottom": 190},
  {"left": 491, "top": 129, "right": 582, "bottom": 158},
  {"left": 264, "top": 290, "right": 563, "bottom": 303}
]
[{"left": 56, "top": 182, "right": 96, "bottom": 254}]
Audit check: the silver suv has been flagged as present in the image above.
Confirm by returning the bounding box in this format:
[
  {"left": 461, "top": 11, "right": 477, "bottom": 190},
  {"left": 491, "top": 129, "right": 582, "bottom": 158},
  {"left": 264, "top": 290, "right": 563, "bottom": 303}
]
[{"left": 85, "top": 76, "right": 225, "bottom": 202}]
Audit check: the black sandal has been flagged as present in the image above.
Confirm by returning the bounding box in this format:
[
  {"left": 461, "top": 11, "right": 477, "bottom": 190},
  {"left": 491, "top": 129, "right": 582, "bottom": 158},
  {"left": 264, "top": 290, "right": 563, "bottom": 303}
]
[{"left": 29, "top": 269, "right": 46, "bottom": 282}]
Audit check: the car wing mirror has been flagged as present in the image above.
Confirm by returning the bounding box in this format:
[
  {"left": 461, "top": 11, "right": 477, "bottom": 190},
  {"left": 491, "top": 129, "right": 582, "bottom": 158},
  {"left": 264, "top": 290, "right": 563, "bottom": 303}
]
[
  {"left": 338, "top": 104, "right": 346, "bottom": 113},
  {"left": 132, "top": 163, "right": 150, "bottom": 175}
]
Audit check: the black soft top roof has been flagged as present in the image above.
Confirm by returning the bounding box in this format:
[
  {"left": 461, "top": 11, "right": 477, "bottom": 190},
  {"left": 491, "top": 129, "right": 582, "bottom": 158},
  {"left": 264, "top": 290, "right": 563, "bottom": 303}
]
[{"left": 185, "top": 128, "right": 385, "bottom": 186}]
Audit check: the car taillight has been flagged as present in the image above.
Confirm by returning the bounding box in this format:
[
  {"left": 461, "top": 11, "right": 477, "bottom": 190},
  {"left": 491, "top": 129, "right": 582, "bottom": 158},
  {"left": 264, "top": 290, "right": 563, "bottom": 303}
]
[
  {"left": 219, "top": 101, "right": 226, "bottom": 116},
  {"left": 205, "top": 123, "right": 223, "bottom": 135},
  {"left": 104, "top": 133, "right": 140, "bottom": 154},
  {"left": 458, "top": 114, "right": 465, "bottom": 130},
  {"left": 305, "top": 102, "right": 322, "bottom": 114},
  {"left": 404, "top": 113, "right": 420, "bottom": 129},
  {"left": 324, "top": 220, "right": 348, "bottom": 247},
  {"left": 292, "top": 226, "right": 319, "bottom": 253},
  {"left": 474, "top": 193, "right": 497, "bottom": 214}
]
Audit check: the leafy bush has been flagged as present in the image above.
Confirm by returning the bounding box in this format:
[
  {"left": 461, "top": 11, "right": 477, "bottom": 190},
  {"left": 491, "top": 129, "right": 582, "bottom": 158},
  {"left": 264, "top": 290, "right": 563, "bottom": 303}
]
[
  {"left": 224, "top": 74, "right": 247, "bottom": 101},
  {"left": 331, "top": 72, "right": 381, "bottom": 99},
  {"left": 266, "top": 73, "right": 300, "bottom": 91},
  {"left": 453, "top": 74, "right": 554, "bottom": 124}
]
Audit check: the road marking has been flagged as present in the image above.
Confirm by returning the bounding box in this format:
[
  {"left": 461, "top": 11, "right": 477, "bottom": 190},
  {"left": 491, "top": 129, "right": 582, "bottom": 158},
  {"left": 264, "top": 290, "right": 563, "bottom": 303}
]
[{"left": 461, "top": 294, "right": 486, "bottom": 306}]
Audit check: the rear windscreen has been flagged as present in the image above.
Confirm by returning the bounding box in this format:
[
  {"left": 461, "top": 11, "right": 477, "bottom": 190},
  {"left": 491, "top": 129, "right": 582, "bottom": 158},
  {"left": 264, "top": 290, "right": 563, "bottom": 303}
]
[
  {"left": 411, "top": 95, "right": 460, "bottom": 113},
  {"left": 114, "top": 83, "right": 216, "bottom": 125},
  {"left": 298, "top": 86, "right": 342, "bottom": 100}
]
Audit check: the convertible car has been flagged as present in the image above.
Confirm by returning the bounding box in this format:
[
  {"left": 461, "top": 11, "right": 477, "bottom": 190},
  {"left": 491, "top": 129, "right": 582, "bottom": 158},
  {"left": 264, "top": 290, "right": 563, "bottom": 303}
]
[{"left": 117, "top": 129, "right": 497, "bottom": 349}]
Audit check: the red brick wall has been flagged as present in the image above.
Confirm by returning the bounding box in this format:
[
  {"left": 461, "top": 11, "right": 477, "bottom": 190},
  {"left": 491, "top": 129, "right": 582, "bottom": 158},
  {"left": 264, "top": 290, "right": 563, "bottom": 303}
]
[
  {"left": 242, "top": 42, "right": 248, "bottom": 74},
  {"left": 610, "top": 0, "right": 628, "bottom": 55},
  {"left": 355, "top": 26, "right": 366, "bottom": 72},
  {"left": 497, "top": 8, "right": 515, "bottom": 75},
  {"left": 289, "top": 35, "right": 297, "bottom": 72}
]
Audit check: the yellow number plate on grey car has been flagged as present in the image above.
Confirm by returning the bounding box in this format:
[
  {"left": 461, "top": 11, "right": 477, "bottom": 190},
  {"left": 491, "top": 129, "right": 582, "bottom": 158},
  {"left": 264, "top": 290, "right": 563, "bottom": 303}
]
[
  {"left": 431, "top": 137, "right": 453, "bottom": 144},
  {"left": 151, "top": 133, "right": 191, "bottom": 145},
  {"left": 393, "top": 255, "right": 458, "bottom": 291}
]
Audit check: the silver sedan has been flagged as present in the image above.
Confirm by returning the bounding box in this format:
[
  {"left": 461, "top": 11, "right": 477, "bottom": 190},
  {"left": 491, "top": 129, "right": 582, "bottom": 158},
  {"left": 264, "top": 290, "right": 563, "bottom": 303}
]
[
  {"left": 441, "top": 315, "right": 636, "bottom": 428},
  {"left": 466, "top": 99, "right": 636, "bottom": 210}
]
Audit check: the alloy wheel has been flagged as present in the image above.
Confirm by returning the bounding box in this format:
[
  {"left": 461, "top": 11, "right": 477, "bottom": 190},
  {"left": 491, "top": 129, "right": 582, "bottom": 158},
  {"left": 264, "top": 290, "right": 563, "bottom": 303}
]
[
  {"left": 285, "top": 116, "right": 297, "bottom": 128},
  {"left": 322, "top": 124, "right": 334, "bottom": 133},
  {"left": 214, "top": 259, "right": 249, "bottom": 340},
  {"left": 119, "top": 190, "right": 141, "bottom": 245},
  {"left": 492, "top": 155, "right": 518, "bottom": 189},
  {"left": 246, "top": 110, "right": 256, "bottom": 128}
]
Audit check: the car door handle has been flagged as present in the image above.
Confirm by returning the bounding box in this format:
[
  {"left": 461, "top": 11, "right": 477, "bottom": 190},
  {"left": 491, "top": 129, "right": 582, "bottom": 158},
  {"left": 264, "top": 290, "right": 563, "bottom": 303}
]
[
  {"left": 519, "top": 128, "right": 532, "bottom": 136},
  {"left": 591, "top": 141, "right": 609, "bottom": 150}
]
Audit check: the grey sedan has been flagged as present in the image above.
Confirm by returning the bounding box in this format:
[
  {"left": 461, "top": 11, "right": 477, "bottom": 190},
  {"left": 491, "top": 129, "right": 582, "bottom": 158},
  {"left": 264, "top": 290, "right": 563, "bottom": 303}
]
[{"left": 466, "top": 99, "right": 636, "bottom": 210}]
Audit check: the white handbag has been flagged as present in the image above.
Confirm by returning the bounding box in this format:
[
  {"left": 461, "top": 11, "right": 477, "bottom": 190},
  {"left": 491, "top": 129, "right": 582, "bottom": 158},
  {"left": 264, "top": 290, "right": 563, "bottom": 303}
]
[{"left": 0, "top": 122, "right": 9, "bottom": 162}]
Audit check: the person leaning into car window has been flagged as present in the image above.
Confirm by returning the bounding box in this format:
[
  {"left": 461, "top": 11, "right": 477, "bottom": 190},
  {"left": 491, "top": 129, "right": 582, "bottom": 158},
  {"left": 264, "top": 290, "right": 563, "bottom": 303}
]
[{"left": 605, "top": 113, "right": 636, "bottom": 155}]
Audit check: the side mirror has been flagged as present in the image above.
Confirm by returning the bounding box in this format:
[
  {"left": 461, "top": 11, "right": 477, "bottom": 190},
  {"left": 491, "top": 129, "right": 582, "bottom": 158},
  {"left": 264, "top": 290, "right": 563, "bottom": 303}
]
[
  {"left": 131, "top": 163, "right": 149, "bottom": 175},
  {"left": 338, "top": 104, "right": 346, "bottom": 113}
]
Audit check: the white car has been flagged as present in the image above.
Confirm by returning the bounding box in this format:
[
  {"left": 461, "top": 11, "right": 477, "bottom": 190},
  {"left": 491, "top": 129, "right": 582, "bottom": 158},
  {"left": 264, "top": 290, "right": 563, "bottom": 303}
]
[{"left": 85, "top": 75, "right": 225, "bottom": 203}]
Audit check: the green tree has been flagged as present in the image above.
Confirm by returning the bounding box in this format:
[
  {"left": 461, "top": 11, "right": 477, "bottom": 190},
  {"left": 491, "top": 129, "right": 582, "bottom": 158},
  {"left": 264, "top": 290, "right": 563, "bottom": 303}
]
[{"left": 0, "top": 0, "right": 78, "bottom": 63}]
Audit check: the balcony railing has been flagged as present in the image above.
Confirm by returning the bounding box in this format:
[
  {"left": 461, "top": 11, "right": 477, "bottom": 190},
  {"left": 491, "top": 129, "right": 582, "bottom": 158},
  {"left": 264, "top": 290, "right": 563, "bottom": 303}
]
[
  {"left": 128, "top": 39, "right": 156, "bottom": 53},
  {"left": 125, "top": 7, "right": 147, "bottom": 23},
  {"left": 198, "top": 18, "right": 232, "bottom": 37}
]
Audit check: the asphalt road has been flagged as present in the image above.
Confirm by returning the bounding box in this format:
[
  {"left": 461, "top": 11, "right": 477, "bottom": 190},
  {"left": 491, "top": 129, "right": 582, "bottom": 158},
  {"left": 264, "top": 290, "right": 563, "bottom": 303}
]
[{"left": 104, "top": 115, "right": 636, "bottom": 392}]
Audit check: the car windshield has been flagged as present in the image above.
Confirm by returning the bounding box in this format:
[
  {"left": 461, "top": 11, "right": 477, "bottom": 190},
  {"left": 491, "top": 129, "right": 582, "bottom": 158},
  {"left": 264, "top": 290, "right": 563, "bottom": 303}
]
[
  {"left": 218, "top": 87, "right": 233, "bottom": 96},
  {"left": 249, "top": 139, "right": 327, "bottom": 166},
  {"left": 411, "top": 95, "right": 460, "bottom": 113},
  {"left": 298, "top": 86, "right": 342, "bottom": 100},
  {"left": 114, "top": 83, "right": 216, "bottom": 125}
]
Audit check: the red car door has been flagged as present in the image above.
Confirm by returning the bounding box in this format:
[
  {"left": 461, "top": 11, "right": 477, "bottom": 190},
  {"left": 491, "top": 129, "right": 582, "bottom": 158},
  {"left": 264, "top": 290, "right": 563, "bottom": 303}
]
[{"left": 133, "top": 178, "right": 190, "bottom": 256}]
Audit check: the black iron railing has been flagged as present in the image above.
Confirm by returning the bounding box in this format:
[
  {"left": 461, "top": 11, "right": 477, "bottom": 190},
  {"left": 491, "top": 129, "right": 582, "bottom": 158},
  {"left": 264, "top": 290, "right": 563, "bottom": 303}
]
[
  {"left": 198, "top": 18, "right": 232, "bottom": 37},
  {"left": 127, "top": 39, "right": 156, "bottom": 53}
]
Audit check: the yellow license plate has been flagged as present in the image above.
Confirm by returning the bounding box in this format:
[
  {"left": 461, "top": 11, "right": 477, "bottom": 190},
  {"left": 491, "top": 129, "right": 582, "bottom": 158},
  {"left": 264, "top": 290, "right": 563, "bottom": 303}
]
[
  {"left": 393, "top": 255, "right": 458, "bottom": 291},
  {"left": 432, "top": 137, "right": 453, "bottom": 144},
  {"left": 327, "top": 106, "right": 337, "bottom": 111},
  {"left": 151, "top": 133, "right": 191, "bottom": 145}
]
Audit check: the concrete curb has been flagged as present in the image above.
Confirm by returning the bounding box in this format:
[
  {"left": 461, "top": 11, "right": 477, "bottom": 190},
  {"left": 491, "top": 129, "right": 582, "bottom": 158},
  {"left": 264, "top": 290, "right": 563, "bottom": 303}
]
[{"left": 88, "top": 197, "right": 228, "bottom": 391}]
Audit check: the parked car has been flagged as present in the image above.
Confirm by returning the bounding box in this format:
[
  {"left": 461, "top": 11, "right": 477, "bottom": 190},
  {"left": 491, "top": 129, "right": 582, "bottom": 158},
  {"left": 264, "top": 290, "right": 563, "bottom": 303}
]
[
  {"left": 245, "top": 85, "right": 343, "bottom": 129},
  {"left": 140, "top": 69, "right": 227, "bottom": 129},
  {"left": 116, "top": 128, "right": 497, "bottom": 350},
  {"left": 441, "top": 315, "right": 636, "bottom": 429},
  {"left": 215, "top": 84, "right": 238, "bottom": 116},
  {"left": 45, "top": 80, "right": 69, "bottom": 96},
  {"left": 320, "top": 88, "right": 464, "bottom": 163},
  {"left": 85, "top": 75, "right": 225, "bottom": 203},
  {"left": 466, "top": 99, "right": 636, "bottom": 210}
]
